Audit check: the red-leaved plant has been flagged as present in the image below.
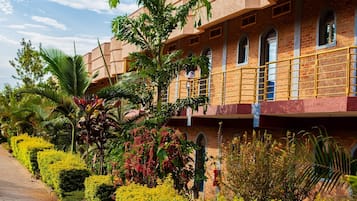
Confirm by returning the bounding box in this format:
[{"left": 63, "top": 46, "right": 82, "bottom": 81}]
[
  {"left": 74, "top": 96, "right": 120, "bottom": 175},
  {"left": 123, "top": 126, "right": 195, "bottom": 194}
]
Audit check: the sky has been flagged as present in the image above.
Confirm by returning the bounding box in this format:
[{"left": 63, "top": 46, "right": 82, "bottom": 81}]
[{"left": 0, "top": 0, "right": 138, "bottom": 89}]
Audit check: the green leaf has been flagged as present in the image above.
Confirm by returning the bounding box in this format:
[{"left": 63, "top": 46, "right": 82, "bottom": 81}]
[{"left": 157, "top": 148, "right": 168, "bottom": 163}]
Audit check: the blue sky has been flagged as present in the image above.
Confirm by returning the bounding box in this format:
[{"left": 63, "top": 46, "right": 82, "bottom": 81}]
[{"left": 0, "top": 0, "right": 138, "bottom": 89}]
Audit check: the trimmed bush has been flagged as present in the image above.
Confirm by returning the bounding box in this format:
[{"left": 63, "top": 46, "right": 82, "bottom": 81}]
[
  {"left": 62, "top": 190, "right": 84, "bottom": 201},
  {"left": 48, "top": 155, "right": 89, "bottom": 198},
  {"left": 10, "top": 134, "right": 32, "bottom": 157},
  {"left": 115, "top": 176, "right": 188, "bottom": 201},
  {"left": 37, "top": 150, "right": 68, "bottom": 187},
  {"left": 10, "top": 135, "right": 54, "bottom": 174},
  {"left": 37, "top": 149, "right": 90, "bottom": 200},
  {"left": 85, "top": 175, "right": 115, "bottom": 201},
  {"left": 17, "top": 138, "right": 54, "bottom": 174}
]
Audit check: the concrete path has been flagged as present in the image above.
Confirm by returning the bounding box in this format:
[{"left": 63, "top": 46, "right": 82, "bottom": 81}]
[{"left": 0, "top": 145, "right": 57, "bottom": 201}]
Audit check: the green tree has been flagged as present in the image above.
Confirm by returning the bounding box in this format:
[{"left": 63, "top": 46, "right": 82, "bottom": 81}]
[
  {"left": 0, "top": 85, "right": 54, "bottom": 138},
  {"left": 109, "top": 0, "right": 211, "bottom": 115},
  {"left": 9, "top": 38, "right": 46, "bottom": 87},
  {"left": 20, "top": 48, "right": 94, "bottom": 153},
  {"left": 101, "top": 0, "right": 212, "bottom": 194}
]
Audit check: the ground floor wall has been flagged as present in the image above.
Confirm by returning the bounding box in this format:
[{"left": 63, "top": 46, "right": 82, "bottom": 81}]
[{"left": 168, "top": 116, "right": 357, "bottom": 200}]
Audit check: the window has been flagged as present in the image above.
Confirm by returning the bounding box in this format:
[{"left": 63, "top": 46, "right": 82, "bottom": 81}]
[
  {"left": 167, "top": 44, "right": 176, "bottom": 53},
  {"left": 237, "top": 36, "right": 249, "bottom": 65},
  {"left": 209, "top": 27, "right": 222, "bottom": 40},
  {"left": 318, "top": 10, "right": 336, "bottom": 46},
  {"left": 189, "top": 36, "right": 200, "bottom": 46},
  {"left": 272, "top": 1, "right": 291, "bottom": 18},
  {"left": 241, "top": 14, "right": 256, "bottom": 28}
]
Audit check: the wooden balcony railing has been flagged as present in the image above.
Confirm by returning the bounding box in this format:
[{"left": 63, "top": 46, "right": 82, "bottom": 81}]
[{"left": 165, "top": 46, "right": 357, "bottom": 105}]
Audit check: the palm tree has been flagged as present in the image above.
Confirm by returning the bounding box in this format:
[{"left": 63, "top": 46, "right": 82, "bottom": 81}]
[{"left": 20, "top": 48, "right": 94, "bottom": 153}]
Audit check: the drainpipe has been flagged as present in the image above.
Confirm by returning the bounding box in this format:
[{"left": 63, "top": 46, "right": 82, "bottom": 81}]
[{"left": 215, "top": 121, "right": 223, "bottom": 198}]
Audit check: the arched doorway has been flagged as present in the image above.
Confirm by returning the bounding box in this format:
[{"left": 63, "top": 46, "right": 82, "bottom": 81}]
[
  {"left": 259, "top": 29, "right": 277, "bottom": 100},
  {"left": 194, "top": 133, "right": 206, "bottom": 199}
]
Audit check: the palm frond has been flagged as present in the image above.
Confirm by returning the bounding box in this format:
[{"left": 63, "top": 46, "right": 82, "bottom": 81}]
[
  {"left": 298, "top": 129, "right": 351, "bottom": 193},
  {"left": 18, "top": 87, "right": 77, "bottom": 118},
  {"left": 41, "top": 48, "right": 91, "bottom": 97}
]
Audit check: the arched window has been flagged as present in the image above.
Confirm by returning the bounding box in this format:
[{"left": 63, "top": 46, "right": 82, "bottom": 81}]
[
  {"left": 259, "top": 29, "right": 278, "bottom": 100},
  {"left": 237, "top": 36, "right": 249, "bottom": 65},
  {"left": 318, "top": 10, "right": 336, "bottom": 46},
  {"left": 194, "top": 133, "right": 206, "bottom": 198}
]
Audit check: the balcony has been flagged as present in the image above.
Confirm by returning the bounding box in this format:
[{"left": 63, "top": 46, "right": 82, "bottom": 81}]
[{"left": 167, "top": 47, "right": 357, "bottom": 110}]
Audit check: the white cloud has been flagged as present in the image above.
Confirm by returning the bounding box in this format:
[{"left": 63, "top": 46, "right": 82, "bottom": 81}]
[
  {"left": 0, "top": 0, "right": 13, "bottom": 15},
  {"left": 8, "top": 23, "right": 47, "bottom": 30},
  {"left": 0, "top": 34, "right": 18, "bottom": 45},
  {"left": 48, "top": 0, "right": 138, "bottom": 14},
  {"left": 32, "top": 16, "right": 67, "bottom": 31},
  {"left": 17, "top": 31, "right": 110, "bottom": 55}
]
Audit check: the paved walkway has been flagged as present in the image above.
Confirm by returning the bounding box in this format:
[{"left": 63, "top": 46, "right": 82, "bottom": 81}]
[{"left": 0, "top": 145, "right": 57, "bottom": 201}]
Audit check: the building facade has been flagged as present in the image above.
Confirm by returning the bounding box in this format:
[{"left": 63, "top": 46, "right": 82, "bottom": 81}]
[{"left": 83, "top": 0, "right": 357, "bottom": 199}]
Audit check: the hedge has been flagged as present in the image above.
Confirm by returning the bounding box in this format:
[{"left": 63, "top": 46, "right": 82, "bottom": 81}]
[
  {"left": 37, "top": 150, "right": 69, "bottom": 187},
  {"left": 37, "top": 150, "right": 90, "bottom": 197},
  {"left": 85, "top": 175, "right": 115, "bottom": 201},
  {"left": 10, "top": 135, "right": 90, "bottom": 201},
  {"left": 115, "top": 176, "right": 187, "bottom": 201},
  {"left": 10, "top": 135, "right": 54, "bottom": 174},
  {"left": 10, "top": 134, "right": 32, "bottom": 157}
]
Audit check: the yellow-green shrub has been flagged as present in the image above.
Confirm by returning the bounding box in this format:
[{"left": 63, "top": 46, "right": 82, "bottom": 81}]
[
  {"left": 10, "top": 134, "right": 31, "bottom": 157},
  {"left": 48, "top": 155, "right": 90, "bottom": 197},
  {"left": 10, "top": 135, "right": 54, "bottom": 174},
  {"left": 115, "top": 176, "right": 187, "bottom": 201},
  {"left": 37, "top": 150, "right": 68, "bottom": 187},
  {"left": 37, "top": 150, "right": 90, "bottom": 200},
  {"left": 216, "top": 194, "right": 244, "bottom": 201},
  {"left": 85, "top": 175, "right": 115, "bottom": 201}
]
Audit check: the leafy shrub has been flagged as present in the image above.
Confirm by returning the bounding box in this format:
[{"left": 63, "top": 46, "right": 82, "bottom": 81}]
[
  {"left": 10, "top": 134, "right": 31, "bottom": 157},
  {"left": 85, "top": 175, "right": 115, "bottom": 201},
  {"left": 222, "top": 130, "right": 351, "bottom": 201},
  {"left": 48, "top": 156, "right": 90, "bottom": 197},
  {"left": 122, "top": 126, "right": 195, "bottom": 193},
  {"left": 61, "top": 190, "right": 84, "bottom": 201},
  {"left": 37, "top": 150, "right": 69, "bottom": 187},
  {"left": 216, "top": 194, "right": 244, "bottom": 201},
  {"left": 115, "top": 176, "right": 188, "bottom": 201},
  {"left": 17, "top": 137, "right": 54, "bottom": 174},
  {"left": 37, "top": 149, "right": 90, "bottom": 199},
  {"left": 222, "top": 131, "right": 291, "bottom": 201},
  {"left": 10, "top": 134, "right": 54, "bottom": 174}
]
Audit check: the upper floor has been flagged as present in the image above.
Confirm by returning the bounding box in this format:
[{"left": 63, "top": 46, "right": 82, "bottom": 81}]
[{"left": 84, "top": 0, "right": 357, "bottom": 117}]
